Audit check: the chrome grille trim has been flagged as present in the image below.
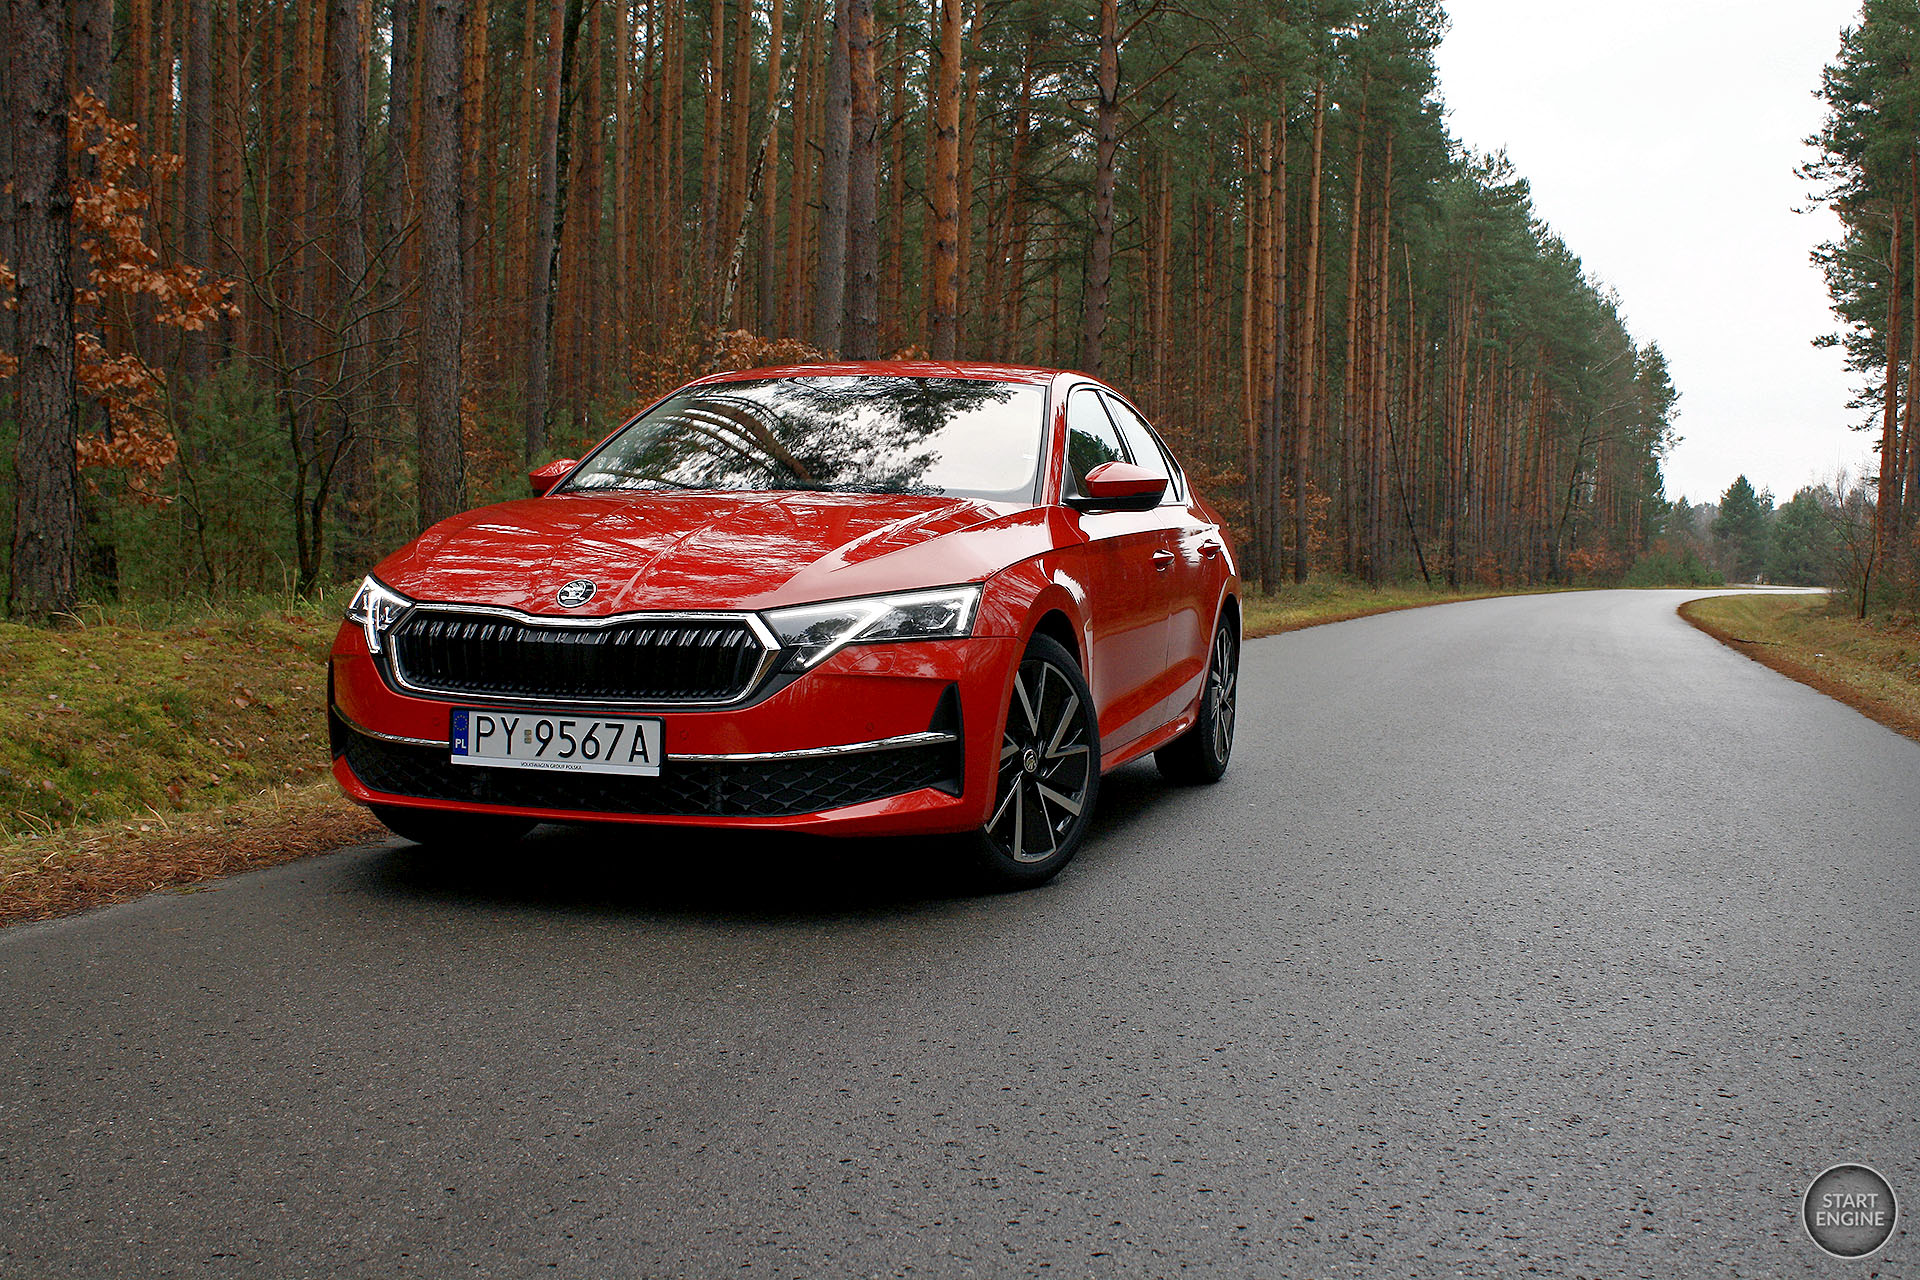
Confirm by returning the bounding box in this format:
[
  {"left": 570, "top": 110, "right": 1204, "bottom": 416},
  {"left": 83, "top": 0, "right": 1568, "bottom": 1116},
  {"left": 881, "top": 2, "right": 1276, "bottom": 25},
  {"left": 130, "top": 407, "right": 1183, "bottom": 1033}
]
[
  {"left": 385, "top": 604, "right": 781, "bottom": 708},
  {"left": 674, "top": 730, "right": 958, "bottom": 763},
  {"left": 332, "top": 706, "right": 447, "bottom": 748}
]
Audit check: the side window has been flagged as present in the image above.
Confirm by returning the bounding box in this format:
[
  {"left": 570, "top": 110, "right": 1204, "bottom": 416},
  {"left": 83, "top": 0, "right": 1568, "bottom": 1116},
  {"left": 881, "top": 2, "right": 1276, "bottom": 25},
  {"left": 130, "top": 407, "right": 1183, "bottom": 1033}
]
[
  {"left": 1064, "top": 389, "right": 1127, "bottom": 496},
  {"left": 1102, "top": 394, "right": 1183, "bottom": 503}
]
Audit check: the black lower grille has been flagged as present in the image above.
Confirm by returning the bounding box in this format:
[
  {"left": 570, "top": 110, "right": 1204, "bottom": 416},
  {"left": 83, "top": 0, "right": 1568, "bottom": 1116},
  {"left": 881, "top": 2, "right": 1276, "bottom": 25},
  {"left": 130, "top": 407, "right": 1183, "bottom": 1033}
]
[
  {"left": 332, "top": 713, "right": 960, "bottom": 819},
  {"left": 390, "top": 610, "right": 769, "bottom": 704}
]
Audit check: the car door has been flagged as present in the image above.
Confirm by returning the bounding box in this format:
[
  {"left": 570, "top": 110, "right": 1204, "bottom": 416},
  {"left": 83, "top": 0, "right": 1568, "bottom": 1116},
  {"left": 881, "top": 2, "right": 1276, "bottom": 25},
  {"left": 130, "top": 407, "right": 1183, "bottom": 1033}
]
[
  {"left": 1059, "top": 386, "right": 1181, "bottom": 754},
  {"left": 1101, "top": 392, "right": 1224, "bottom": 725}
]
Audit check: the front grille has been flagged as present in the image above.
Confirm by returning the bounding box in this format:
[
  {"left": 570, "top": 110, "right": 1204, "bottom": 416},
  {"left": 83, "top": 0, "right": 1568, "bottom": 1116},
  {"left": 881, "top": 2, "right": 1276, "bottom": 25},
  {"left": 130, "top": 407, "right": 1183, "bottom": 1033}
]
[
  {"left": 332, "top": 713, "right": 961, "bottom": 819},
  {"left": 389, "top": 609, "right": 770, "bottom": 704}
]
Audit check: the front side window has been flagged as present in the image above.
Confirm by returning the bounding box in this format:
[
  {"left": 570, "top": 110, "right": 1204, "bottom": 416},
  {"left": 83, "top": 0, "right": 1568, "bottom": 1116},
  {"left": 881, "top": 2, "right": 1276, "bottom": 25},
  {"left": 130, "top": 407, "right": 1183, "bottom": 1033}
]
[
  {"left": 563, "top": 376, "right": 1047, "bottom": 503},
  {"left": 1063, "top": 388, "right": 1127, "bottom": 496}
]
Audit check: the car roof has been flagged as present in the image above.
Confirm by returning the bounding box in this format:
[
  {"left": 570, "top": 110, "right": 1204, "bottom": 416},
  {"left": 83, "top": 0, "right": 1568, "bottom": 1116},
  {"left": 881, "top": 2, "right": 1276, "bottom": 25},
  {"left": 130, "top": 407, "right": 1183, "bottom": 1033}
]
[{"left": 690, "top": 360, "right": 1069, "bottom": 387}]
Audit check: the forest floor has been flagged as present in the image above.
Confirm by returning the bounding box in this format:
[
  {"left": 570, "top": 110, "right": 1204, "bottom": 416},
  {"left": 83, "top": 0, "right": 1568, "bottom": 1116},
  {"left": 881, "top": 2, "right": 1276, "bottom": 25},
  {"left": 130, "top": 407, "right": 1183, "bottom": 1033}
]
[
  {"left": 1680, "top": 593, "right": 1920, "bottom": 743},
  {"left": 2, "top": 577, "right": 1588, "bottom": 927}
]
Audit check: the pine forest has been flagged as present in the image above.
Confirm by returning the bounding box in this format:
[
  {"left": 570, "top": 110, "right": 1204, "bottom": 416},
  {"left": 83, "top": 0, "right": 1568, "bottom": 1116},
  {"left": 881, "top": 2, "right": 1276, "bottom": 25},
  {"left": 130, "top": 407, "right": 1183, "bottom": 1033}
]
[{"left": 4, "top": 0, "right": 1690, "bottom": 619}]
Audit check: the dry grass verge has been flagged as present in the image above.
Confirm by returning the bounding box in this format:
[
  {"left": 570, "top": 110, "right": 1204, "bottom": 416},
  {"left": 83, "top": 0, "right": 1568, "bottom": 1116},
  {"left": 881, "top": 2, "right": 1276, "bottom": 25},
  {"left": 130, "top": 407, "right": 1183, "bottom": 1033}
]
[
  {"left": 1680, "top": 594, "right": 1920, "bottom": 743},
  {"left": 0, "top": 782, "right": 382, "bottom": 926}
]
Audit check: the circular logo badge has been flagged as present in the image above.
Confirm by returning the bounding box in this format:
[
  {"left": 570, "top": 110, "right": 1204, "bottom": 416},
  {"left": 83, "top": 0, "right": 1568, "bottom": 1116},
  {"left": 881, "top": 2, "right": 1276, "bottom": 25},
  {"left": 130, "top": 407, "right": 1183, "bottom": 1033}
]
[
  {"left": 555, "top": 579, "right": 596, "bottom": 608},
  {"left": 1804, "top": 1163, "right": 1898, "bottom": 1259}
]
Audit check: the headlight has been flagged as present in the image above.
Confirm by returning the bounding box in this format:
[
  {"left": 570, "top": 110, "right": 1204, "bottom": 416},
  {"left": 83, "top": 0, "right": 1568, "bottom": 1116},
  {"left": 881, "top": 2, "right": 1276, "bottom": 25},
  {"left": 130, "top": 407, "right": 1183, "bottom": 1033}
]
[
  {"left": 762, "top": 585, "right": 982, "bottom": 672},
  {"left": 344, "top": 575, "right": 413, "bottom": 654}
]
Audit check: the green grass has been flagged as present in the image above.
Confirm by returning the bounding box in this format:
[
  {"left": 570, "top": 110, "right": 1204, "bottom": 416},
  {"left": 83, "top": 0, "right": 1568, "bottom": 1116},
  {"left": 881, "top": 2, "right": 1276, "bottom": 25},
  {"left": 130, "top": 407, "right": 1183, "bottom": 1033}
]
[
  {"left": 0, "top": 595, "right": 342, "bottom": 834},
  {"left": 1680, "top": 594, "right": 1920, "bottom": 738},
  {"left": 1242, "top": 577, "right": 1562, "bottom": 637}
]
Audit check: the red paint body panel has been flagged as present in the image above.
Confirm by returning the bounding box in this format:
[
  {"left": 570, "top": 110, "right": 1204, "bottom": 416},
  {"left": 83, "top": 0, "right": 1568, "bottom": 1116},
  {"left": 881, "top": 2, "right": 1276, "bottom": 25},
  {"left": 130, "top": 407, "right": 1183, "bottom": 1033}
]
[{"left": 331, "top": 363, "right": 1239, "bottom": 837}]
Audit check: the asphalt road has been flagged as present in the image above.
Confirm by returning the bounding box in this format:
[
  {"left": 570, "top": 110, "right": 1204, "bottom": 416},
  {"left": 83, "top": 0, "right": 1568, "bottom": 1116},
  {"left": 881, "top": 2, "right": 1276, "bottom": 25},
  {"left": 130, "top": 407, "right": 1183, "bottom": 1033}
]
[{"left": 2, "top": 588, "right": 1915, "bottom": 1278}]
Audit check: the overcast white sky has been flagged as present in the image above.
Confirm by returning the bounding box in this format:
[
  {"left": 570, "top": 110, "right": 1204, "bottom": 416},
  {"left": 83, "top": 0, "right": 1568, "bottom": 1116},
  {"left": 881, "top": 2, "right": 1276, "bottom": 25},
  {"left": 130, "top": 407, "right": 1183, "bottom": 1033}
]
[{"left": 1432, "top": 0, "right": 1870, "bottom": 506}]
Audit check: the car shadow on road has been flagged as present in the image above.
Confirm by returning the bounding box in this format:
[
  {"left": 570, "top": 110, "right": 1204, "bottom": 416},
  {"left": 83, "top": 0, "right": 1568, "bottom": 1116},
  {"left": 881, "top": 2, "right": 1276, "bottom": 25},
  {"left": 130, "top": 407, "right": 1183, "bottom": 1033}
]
[{"left": 344, "top": 760, "right": 1178, "bottom": 924}]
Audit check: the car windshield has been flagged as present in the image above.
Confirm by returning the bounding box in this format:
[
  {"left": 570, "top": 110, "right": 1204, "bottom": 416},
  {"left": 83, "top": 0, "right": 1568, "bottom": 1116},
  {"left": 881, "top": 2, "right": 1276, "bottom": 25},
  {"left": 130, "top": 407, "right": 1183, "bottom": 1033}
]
[{"left": 560, "top": 375, "right": 1047, "bottom": 503}]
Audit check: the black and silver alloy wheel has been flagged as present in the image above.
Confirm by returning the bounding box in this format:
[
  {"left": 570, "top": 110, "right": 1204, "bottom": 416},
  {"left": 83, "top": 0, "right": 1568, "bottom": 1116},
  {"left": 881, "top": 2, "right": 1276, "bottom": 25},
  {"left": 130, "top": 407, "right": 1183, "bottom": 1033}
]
[
  {"left": 972, "top": 635, "right": 1100, "bottom": 886},
  {"left": 1155, "top": 614, "right": 1238, "bottom": 784},
  {"left": 1205, "top": 623, "right": 1237, "bottom": 760}
]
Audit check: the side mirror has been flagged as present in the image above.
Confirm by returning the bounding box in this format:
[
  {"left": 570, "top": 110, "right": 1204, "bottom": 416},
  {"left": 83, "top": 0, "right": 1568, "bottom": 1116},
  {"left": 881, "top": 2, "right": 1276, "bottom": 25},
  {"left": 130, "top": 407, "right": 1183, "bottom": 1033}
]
[
  {"left": 529, "top": 458, "right": 577, "bottom": 496},
  {"left": 1068, "top": 460, "right": 1167, "bottom": 512}
]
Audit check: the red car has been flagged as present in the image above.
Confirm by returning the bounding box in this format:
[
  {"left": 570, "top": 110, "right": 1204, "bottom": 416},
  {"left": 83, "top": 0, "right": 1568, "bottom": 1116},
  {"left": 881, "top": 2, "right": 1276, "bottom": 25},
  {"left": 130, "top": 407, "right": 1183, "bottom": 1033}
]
[{"left": 329, "top": 361, "right": 1240, "bottom": 885}]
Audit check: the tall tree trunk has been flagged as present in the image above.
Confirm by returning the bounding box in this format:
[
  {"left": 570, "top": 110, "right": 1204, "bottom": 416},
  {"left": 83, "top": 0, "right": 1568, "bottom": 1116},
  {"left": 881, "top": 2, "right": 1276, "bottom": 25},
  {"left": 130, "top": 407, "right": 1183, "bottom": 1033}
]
[
  {"left": 997, "top": 33, "right": 1036, "bottom": 359},
  {"left": 1263, "top": 107, "right": 1289, "bottom": 591},
  {"left": 613, "top": 0, "right": 633, "bottom": 361},
  {"left": 1877, "top": 204, "right": 1903, "bottom": 547},
  {"left": 181, "top": 0, "right": 214, "bottom": 380},
  {"left": 576, "top": 0, "right": 605, "bottom": 404},
  {"left": 460, "top": 0, "right": 488, "bottom": 317},
  {"left": 510, "top": 0, "right": 537, "bottom": 363},
  {"left": 417, "top": 0, "right": 467, "bottom": 529},
  {"left": 844, "top": 0, "right": 878, "bottom": 358},
  {"left": 377, "top": 0, "right": 414, "bottom": 412},
  {"left": 813, "top": 0, "right": 850, "bottom": 353},
  {"left": 1076, "top": 0, "right": 1116, "bottom": 374},
  {"left": 181, "top": 1, "right": 213, "bottom": 246},
  {"left": 71, "top": 0, "right": 112, "bottom": 98},
  {"left": 68, "top": 0, "right": 111, "bottom": 444},
  {"left": 0, "top": 8, "right": 16, "bottom": 443},
  {"left": 756, "top": 0, "right": 786, "bottom": 333},
  {"left": 8, "top": 0, "right": 80, "bottom": 622},
  {"left": 1339, "top": 88, "right": 1368, "bottom": 575},
  {"left": 521, "top": 0, "right": 569, "bottom": 461},
  {"left": 722, "top": 0, "right": 754, "bottom": 316},
  {"left": 955, "top": 46, "right": 979, "bottom": 345},
  {"left": 1904, "top": 167, "right": 1920, "bottom": 537},
  {"left": 155, "top": 0, "right": 177, "bottom": 250},
  {"left": 329, "top": 0, "right": 373, "bottom": 571},
  {"left": 784, "top": 0, "right": 817, "bottom": 338},
  {"left": 1294, "top": 79, "right": 1326, "bottom": 582},
  {"left": 926, "top": 0, "right": 961, "bottom": 359},
  {"left": 984, "top": 33, "right": 1032, "bottom": 351},
  {"left": 657, "top": 0, "right": 681, "bottom": 307},
  {"left": 214, "top": 0, "right": 245, "bottom": 355},
  {"left": 697, "top": 0, "right": 725, "bottom": 296}
]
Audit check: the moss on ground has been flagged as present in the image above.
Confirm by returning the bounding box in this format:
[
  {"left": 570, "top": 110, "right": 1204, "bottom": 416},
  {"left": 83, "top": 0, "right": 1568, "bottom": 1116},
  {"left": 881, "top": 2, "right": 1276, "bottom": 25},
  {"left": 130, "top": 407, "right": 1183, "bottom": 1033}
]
[{"left": 0, "top": 600, "right": 339, "bottom": 834}]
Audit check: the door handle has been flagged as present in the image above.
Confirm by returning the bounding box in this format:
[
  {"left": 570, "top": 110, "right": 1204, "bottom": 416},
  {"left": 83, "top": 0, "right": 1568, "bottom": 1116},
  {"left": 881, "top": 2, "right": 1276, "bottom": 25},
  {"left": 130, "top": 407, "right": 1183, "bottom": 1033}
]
[
  {"left": 1199, "top": 539, "right": 1222, "bottom": 559},
  {"left": 1151, "top": 549, "right": 1175, "bottom": 571}
]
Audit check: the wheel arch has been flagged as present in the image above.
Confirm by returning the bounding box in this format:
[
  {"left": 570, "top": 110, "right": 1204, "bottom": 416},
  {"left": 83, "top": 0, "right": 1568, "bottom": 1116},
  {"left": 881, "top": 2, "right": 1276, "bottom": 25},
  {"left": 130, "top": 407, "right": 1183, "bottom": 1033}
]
[
  {"left": 1030, "top": 608, "right": 1082, "bottom": 669},
  {"left": 1217, "top": 590, "right": 1242, "bottom": 641}
]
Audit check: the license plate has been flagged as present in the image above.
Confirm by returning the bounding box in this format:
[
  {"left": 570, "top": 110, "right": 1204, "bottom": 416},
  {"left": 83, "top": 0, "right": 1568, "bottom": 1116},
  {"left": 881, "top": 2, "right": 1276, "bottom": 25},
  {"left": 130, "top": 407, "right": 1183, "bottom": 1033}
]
[{"left": 449, "top": 708, "right": 664, "bottom": 776}]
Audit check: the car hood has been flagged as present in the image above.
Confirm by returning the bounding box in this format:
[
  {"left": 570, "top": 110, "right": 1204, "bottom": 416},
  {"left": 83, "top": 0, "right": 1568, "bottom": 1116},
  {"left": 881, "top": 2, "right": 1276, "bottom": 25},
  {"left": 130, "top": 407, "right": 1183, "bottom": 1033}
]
[{"left": 372, "top": 491, "right": 1043, "bottom": 614}]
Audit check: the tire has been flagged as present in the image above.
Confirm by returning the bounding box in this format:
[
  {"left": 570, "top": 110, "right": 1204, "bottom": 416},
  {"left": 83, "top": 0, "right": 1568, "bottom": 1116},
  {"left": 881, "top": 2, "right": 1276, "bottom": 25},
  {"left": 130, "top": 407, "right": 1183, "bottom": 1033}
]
[
  {"left": 1155, "top": 614, "right": 1238, "bottom": 785},
  {"left": 966, "top": 634, "right": 1101, "bottom": 888},
  {"left": 370, "top": 803, "right": 536, "bottom": 850}
]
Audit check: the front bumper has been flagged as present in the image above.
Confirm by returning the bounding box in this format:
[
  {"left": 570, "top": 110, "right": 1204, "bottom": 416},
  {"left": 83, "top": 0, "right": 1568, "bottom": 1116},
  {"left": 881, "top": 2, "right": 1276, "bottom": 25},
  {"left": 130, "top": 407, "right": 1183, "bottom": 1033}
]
[{"left": 328, "top": 622, "right": 1016, "bottom": 836}]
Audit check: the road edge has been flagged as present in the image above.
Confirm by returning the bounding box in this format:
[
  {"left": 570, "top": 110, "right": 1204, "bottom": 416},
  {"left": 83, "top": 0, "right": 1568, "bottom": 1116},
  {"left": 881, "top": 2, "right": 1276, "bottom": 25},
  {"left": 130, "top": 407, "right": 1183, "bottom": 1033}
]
[{"left": 1677, "top": 597, "right": 1920, "bottom": 745}]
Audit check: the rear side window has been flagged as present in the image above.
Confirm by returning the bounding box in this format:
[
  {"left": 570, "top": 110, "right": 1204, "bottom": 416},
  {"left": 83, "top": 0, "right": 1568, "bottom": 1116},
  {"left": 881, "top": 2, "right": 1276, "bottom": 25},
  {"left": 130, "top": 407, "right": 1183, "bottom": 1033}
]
[
  {"left": 1064, "top": 388, "right": 1127, "bottom": 496},
  {"left": 1102, "top": 394, "right": 1183, "bottom": 503}
]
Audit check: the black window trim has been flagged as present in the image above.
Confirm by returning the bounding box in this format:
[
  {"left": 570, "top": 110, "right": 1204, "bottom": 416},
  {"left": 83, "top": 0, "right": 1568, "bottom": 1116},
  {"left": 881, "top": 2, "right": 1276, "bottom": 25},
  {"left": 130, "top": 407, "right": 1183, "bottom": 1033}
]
[
  {"left": 1060, "top": 384, "right": 1129, "bottom": 501},
  {"left": 1097, "top": 389, "right": 1187, "bottom": 505}
]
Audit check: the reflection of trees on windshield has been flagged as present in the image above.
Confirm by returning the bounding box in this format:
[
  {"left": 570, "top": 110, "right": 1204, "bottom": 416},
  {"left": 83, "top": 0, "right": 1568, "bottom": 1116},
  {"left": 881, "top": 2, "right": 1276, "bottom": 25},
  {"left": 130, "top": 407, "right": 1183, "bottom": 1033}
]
[{"left": 566, "top": 377, "right": 1037, "bottom": 501}]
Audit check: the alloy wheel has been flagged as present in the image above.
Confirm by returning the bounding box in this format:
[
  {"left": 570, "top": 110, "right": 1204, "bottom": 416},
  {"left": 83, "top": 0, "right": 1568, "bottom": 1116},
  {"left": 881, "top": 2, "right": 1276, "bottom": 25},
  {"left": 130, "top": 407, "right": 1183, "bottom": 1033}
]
[
  {"left": 1207, "top": 624, "right": 1237, "bottom": 764},
  {"left": 986, "top": 656, "right": 1095, "bottom": 864}
]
